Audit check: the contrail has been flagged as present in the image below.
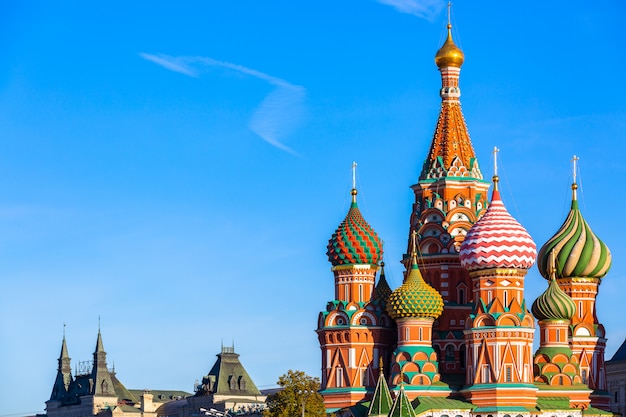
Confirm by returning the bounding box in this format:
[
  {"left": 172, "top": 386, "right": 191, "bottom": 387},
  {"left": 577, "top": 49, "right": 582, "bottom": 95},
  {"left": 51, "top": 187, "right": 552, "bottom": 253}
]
[
  {"left": 140, "top": 53, "right": 305, "bottom": 155},
  {"left": 376, "top": 0, "right": 446, "bottom": 21}
]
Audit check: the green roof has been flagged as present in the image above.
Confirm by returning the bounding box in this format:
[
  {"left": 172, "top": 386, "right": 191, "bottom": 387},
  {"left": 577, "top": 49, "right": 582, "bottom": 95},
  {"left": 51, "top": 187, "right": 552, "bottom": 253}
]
[
  {"left": 582, "top": 406, "right": 615, "bottom": 416},
  {"left": 368, "top": 372, "right": 392, "bottom": 416},
  {"left": 196, "top": 346, "right": 262, "bottom": 397},
  {"left": 389, "top": 389, "right": 415, "bottom": 417},
  {"left": 412, "top": 397, "right": 473, "bottom": 415},
  {"left": 536, "top": 396, "right": 571, "bottom": 410}
]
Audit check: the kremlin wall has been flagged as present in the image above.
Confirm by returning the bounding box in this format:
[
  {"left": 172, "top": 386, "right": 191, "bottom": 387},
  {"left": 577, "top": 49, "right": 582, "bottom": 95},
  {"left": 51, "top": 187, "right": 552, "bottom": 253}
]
[{"left": 41, "top": 15, "right": 623, "bottom": 417}]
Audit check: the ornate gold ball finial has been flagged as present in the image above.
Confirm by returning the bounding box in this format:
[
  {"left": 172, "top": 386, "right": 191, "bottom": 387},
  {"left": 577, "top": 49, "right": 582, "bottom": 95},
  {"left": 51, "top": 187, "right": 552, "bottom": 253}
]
[{"left": 435, "top": 24, "right": 465, "bottom": 68}]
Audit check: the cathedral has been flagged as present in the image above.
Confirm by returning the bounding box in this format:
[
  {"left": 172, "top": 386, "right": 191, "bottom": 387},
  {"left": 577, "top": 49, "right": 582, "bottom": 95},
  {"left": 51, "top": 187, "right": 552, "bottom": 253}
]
[{"left": 317, "top": 20, "right": 614, "bottom": 417}]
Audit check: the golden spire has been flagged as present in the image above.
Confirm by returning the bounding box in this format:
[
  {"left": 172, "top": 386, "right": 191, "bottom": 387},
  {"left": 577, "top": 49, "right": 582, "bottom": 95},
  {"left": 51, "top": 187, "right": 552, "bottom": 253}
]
[
  {"left": 492, "top": 146, "right": 500, "bottom": 191},
  {"left": 571, "top": 155, "right": 579, "bottom": 201},
  {"left": 435, "top": 3, "right": 464, "bottom": 68},
  {"left": 351, "top": 161, "right": 358, "bottom": 204}
]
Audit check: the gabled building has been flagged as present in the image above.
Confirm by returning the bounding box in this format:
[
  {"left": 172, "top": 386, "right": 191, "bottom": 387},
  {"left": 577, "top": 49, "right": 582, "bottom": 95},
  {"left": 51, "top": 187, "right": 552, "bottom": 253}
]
[{"left": 46, "top": 330, "right": 190, "bottom": 417}]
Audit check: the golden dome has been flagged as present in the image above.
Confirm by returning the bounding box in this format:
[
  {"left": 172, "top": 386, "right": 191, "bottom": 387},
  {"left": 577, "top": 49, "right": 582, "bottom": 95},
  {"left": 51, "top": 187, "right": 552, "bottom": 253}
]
[{"left": 435, "top": 24, "right": 464, "bottom": 68}]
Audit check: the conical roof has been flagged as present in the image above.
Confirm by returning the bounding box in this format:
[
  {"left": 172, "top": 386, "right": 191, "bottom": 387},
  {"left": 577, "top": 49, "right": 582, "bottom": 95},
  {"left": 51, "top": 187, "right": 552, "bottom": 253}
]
[
  {"left": 387, "top": 235, "right": 444, "bottom": 319},
  {"left": 532, "top": 251, "right": 576, "bottom": 321},
  {"left": 368, "top": 359, "right": 393, "bottom": 417},
  {"left": 372, "top": 262, "right": 392, "bottom": 308},
  {"left": 537, "top": 184, "right": 611, "bottom": 280},
  {"left": 327, "top": 189, "right": 383, "bottom": 266},
  {"left": 460, "top": 179, "right": 536, "bottom": 271},
  {"left": 389, "top": 387, "right": 416, "bottom": 417}
]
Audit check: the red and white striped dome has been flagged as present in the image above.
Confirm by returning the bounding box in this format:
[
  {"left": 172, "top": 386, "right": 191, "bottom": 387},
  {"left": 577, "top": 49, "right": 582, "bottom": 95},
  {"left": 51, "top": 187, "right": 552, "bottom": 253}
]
[{"left": 460, "top": 189, "right": 537, "bottom": 271}]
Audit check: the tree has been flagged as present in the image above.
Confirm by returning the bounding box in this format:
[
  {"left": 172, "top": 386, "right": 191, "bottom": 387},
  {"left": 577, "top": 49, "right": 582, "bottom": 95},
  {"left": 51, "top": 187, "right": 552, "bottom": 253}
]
[{"left": 263, "top": 370, "right": 326, "bottom": 417}]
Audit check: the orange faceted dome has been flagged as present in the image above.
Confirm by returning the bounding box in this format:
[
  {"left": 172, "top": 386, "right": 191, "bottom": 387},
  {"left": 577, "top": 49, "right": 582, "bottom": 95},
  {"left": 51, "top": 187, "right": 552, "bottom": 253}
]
[{"left": 435, "top": 24, "right": 464, "bottom": 68}]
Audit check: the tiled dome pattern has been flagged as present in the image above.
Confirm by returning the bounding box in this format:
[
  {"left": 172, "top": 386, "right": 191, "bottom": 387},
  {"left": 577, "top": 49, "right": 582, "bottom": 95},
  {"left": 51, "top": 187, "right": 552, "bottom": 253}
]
[
  {"left": 460, "top": 190, "right": 536, "bottom": 271},
  {"left": 327, "top": 192, "right": 383, "bottom": 266},
  {"left": 386, "top": 263, "right": 444, "bottom": 320}
]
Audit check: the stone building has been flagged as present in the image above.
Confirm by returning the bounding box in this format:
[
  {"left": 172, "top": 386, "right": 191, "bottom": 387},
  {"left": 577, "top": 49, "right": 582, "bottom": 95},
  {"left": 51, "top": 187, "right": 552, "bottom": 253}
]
[
  {"left": 45, "top": 332, "right": 264, "bottom": 417},
  {"left": 46, "top": 329, "right": 190, "bottom": 417},
  {"left": 606, "top": 339, "right": 626, "bottom": 415}
]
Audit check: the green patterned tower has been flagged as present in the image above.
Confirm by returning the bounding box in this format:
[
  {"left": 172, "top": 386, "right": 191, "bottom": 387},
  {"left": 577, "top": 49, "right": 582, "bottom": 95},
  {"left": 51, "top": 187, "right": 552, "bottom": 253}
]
[
  {"left": 532, "top": 250, "right": 591, "bottom": 409},
  {"left": 536, "top": 162, "right": 612, "bottom": 408},
  {"left": 386, "top": 232, "right": 448, "bottom": 399}
]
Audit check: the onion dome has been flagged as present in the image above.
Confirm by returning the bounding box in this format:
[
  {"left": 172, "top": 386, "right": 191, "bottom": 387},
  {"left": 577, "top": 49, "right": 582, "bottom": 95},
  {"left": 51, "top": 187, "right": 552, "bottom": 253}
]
[
  {"left": 532, "top": 250, "right": 576, "bottom": 321},
  {"left": 460, "top": 177, "right": 537, "bottom": 271},
  {"left": 537, "top": 183, "right": 611, "bottom": 280},
  {"left": 327, "top": 188, "right": 383, "bottom": 266},
  {"left": 387, "top": 233, "right": 444, "bottom": 319},
  {"left": 435, "top": 24, "right": 465, "bottom": 68}
]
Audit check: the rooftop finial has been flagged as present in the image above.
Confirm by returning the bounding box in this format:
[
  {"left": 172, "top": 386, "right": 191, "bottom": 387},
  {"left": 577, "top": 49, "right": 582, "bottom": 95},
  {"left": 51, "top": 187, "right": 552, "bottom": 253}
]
[
  {"left": 98, "top": 315, "right": 101, "bottom": 332},
  {"left": 379, "top": 356, "right": 384, "bottom": 374},
  {"left": 411, "top": 230, "right": 418, "bottom": 266},
  {"left": 571, "top": 155, "right": 579, "bottom": 200},
  {"left": 63, "top": 322, "right": 66, "bottom": 339},
  {"left": 492, "top": 146, "right": 500, "bottom": 190},
  {"left": 351, "top": 161, "right": 358, "bottom": 204},
  {"left": 447, "top": 1, "right": 452, "bottom": 27}
]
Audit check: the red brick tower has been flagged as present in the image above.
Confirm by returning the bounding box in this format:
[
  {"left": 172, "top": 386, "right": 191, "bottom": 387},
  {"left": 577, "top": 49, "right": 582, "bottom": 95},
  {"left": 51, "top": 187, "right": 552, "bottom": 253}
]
[
  {"left": 459, "top": 167, "right": 539, "bottom": 411},
  {"left": 318, "top": 165, "right": 395, "bottom": 412},
  {"left": 405, "top": 21, "right": 490, "bottom": 383}
]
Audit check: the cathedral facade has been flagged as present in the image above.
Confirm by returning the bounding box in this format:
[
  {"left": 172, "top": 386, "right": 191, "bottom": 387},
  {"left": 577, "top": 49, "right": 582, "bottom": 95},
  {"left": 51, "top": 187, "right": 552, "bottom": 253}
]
[{"left": 317, "top": 21, "right": 614, "bottom": 417}]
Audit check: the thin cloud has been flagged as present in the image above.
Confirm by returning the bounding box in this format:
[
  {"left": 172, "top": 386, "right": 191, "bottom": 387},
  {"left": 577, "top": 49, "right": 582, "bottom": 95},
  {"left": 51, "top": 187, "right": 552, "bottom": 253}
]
[
  {"left": 377, "top": 0, "right": 446, "bottom": 21},
  {"left": 139, "top": 53, "right": 198, "bottom": 77},
  {"left": 139, "top": 53, "right": 305, "bottom": 155}
]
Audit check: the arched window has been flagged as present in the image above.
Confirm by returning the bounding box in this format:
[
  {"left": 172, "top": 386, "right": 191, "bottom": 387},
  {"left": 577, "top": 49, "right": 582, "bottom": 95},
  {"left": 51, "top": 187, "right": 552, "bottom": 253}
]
[
  {"left": 336, "top": 369, "right": 344, "bottom": 387},
  {"left": 459, "top": 348, "right": 466, "bottom": 369},
  {"left": 446, "top": 345, "right": 455, "bottom": 361},
  {"left": 503, "top": 290, "right": 508, "bottom": 307},
  {"left": 359, "top": 284, "right": 363, "bottom": 302}
]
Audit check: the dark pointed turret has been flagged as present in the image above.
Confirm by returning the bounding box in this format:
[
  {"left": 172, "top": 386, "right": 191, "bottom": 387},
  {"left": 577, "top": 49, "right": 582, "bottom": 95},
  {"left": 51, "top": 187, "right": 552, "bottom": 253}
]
[
  {"left": 50, "top": 335, "right": 72, "bottom": 401},
  {"left": 91, "top": 329, "right": 116, "bottom": 396}
]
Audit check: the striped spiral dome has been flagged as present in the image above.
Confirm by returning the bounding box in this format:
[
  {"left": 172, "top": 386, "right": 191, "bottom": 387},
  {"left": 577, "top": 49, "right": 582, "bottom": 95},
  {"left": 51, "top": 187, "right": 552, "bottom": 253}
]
[
  {"left": 537, "top": 187, "right": 611, "bottom": 280},
  {"left": 460, "top": 188, "right": 537, "bottom": 271},
  {"left": 532, "top": 276, "right": 576, "bottom": 321},
  {"left": 386, "top": 260, "right": 444, "bottom": 319},
  {"left": 327, "top": 189, "right": 383, "bottom": 266}
]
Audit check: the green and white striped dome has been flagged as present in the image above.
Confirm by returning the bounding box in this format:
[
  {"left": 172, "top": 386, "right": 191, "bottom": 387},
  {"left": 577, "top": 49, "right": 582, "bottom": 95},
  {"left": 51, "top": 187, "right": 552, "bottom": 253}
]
[{"left": 537, "top": 185, "right": 611, "bottom": 280}]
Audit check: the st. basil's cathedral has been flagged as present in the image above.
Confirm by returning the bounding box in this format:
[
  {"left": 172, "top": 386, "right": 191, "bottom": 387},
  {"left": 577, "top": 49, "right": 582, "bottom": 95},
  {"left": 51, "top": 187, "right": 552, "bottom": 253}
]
[{"left": 317, "top": 19, "right": 614, "bottom": 417}]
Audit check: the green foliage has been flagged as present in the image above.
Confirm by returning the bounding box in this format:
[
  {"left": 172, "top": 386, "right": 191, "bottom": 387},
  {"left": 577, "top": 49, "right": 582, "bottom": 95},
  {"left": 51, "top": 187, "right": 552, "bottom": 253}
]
[{"left": 263, "top": 370, "right": 326, "bottom": 417}]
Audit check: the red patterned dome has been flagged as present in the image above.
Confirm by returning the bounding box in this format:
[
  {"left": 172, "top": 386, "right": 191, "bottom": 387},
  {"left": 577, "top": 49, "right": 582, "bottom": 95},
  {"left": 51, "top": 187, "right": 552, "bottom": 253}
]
[
  {"left": 460, "top": 185, "right": 536, "bottom": 271},
  {"left": 327, "top": 189, "right": 383, "bottom": 266}
]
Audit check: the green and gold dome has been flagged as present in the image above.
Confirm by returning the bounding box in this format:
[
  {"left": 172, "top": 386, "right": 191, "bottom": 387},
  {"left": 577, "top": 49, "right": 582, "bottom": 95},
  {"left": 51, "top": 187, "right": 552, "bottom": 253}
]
[
  {"left": 537, "top": 183, "right": 611, "bottom": 280},
  {"left": 386, "top": 244, "right": 444, "bottom": 319},
  {"left": 327, "top": 188, "right": 383, "bottom": 266},
  {"left": 532, "top": 251, "right": 576, "bottom": 321}
]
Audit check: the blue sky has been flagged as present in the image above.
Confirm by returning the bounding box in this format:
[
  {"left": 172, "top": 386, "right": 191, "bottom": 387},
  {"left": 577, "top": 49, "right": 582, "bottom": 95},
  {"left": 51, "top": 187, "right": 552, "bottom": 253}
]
[{"left": 1, "top": 1, "right": 625, "bottom": 415}]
